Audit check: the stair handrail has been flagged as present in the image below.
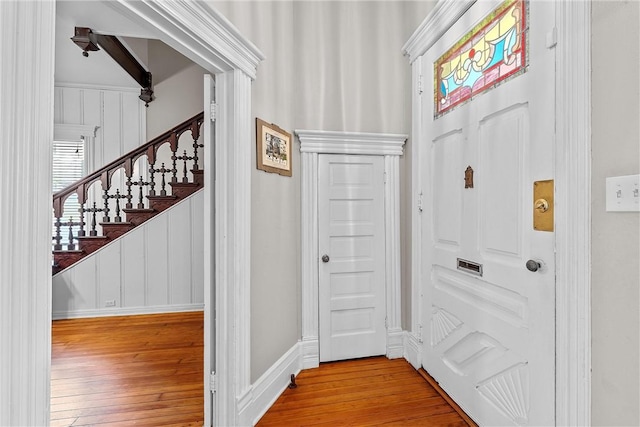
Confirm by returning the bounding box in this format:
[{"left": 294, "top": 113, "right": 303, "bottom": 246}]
[{"left": 52, "top": 111, "right": 204, "bottom": 218}]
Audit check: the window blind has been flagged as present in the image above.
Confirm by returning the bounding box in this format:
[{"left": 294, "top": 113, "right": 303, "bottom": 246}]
[{"left": 52, "top": 140, "right": 85, "bottom": 247}]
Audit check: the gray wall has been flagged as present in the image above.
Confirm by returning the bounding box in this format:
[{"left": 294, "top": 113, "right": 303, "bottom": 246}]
[
  {"left": 212, "top": 1, "right": 435, "bottom": 381},
  {"left": 591, "top": 1, "right": 640, "bottom": 425},
  {"left": 146, "top": 62, "right": 208, "bottom": 140},
  {"left": 213, "top": 4, "right": 640, "bottom": 421},
  {"left": 211, "top": 1, "right": 299, "bottom": 382}
]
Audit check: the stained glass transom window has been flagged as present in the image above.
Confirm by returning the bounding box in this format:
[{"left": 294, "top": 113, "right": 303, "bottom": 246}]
[{"left": 434, "top": 0, "right": 528, "bottom": 117}]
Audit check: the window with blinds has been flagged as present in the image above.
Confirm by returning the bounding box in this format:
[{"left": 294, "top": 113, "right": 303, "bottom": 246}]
[{"left": 52, "top": 140, "right": 85, "bottom": 248}]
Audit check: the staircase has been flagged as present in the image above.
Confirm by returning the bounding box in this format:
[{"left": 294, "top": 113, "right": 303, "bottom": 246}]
[{"left": 52, "top": 112, "right": 205, "bottom": 275}]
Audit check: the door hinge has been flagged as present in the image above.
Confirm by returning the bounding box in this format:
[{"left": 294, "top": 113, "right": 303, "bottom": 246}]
[
  {"left": 417, "top": 74, "right": 424, "bottom": 95},
  {"left": 383, "top": 171, "right": 387, "bottom": 184},
  {"left": 210, "top": 102, "right": 217, "bottom": 122},
  {"left": 385, "top": 316, "right": 388, "bottom": 329},
  {"left": 417, "top": 324, "right": 424, "bottom": 343},
  {"left": 417, "top": 191, "right": 424, "bottom": 212},
  {"left": 210, "top": 371, "right": 216, "bottom": 393}
]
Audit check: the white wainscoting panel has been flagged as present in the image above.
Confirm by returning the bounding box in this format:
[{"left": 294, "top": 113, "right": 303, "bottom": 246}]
[
  {"left": 146, "top": 212, "right": 170, "bottom": 307},
  {"left": 52, "top": 190, "right": 205, "bottom": 319},
  {"left": 169, "top": 200, "right": 193, "bottom": 304},
  {"left": 122, "top": 226, "right": 146, "bottom": 307}
]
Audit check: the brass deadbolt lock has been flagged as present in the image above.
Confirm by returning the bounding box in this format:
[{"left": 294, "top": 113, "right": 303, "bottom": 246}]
[
  {"left": 534, "top": 198, "right": 549, "bottom": 213},
  {"left": 533, "top": 180, "right": 554, "bottom": 232}
]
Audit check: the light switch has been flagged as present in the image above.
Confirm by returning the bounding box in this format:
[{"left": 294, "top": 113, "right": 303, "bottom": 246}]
[{"left": 606, "top": 174, "right": 640, "bottom": 212}]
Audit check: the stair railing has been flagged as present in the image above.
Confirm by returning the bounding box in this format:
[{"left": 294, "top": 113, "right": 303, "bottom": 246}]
[{"left": 52, "top": 112, "right": 204, "bottom": 253}]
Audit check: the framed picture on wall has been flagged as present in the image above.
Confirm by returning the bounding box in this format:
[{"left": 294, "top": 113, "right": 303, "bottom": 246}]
[{"left": 256, "top": 118, "right": 292, "bottom": 177}]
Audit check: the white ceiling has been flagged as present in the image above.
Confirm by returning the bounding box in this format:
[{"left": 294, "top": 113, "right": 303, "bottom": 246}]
[{"left": 55, "top": 1, "right": 194, "bottom": 87}]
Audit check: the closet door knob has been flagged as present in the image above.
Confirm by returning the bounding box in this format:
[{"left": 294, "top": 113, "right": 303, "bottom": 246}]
[
  {"left": 322, "top": 255, "right": 330, "bottom": 263},
  {"left": 526, "top": 259, "right": 541, "bottom": 272}
]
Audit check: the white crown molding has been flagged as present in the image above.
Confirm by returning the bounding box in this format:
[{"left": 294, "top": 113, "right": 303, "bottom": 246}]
[
  {"left": 298, "top": 130, "right": 405, "bottom": 370},
  {"left": 55, "top": 82, "right": 140, "bottom": 94},
  {"left": 54, "top": 124, "right": 99, "bottom": 142},
  {"left": 55, "top": 82, "right": 140, "bottom": 92},
  {"left": 110, "top": 0, "right": 265, "bottom": 79},
  {"left": 401, "top": 0, "right": 476, "bottom": 64},
  {"left": 296, "top": 130, "right": 407, "bottom": 156}
]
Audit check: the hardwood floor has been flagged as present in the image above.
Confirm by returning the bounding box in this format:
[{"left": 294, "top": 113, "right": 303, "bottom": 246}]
[
  {"left": 52, "top": 313, "right": 469, "bottom": 426},
  {"left": 50, "top": 311, "right": 204, "bottom": 427},
  {"left": 257, "top": 356, "right": 471, "bottom": 427}
]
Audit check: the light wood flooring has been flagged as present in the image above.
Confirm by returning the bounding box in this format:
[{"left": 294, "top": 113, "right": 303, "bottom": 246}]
[
  {"left": 52, "top": 312, "right": 469, "bottom": 426},
  {"left": 50, "top": 311, "right": 204, "bottom": 426}
]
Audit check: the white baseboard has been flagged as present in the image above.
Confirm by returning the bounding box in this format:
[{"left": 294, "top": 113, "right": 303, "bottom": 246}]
[
  {"left": 403, "top": 331, "right": 422, "bottom": 370},
  {"left": 52, "top": 303, "right": 204, "bottom": 320},
  {"left": 234, "top": 333, "right": 425, "bottom": 426},
  {"left": 238, "top": 342, "right": 302, "bottom": 426},
  {"left": 387, "top": 327, "right": 404, "bottom": 359}
]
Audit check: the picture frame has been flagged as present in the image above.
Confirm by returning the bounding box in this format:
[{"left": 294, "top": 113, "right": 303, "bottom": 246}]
[{"left": 256, "top": 118, "right": 292, "bottom": 177}]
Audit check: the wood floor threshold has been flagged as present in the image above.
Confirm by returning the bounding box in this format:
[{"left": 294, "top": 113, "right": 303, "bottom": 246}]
[{"left": 418, "top": 368, "right": 478, "bottom": 427}]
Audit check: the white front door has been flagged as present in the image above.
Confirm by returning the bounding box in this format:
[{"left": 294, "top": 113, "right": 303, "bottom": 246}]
[
  {"left": 420, "top": 1, "right": 555, "bottom": 425},
  {"left": 318, "top": 154, "right": 387, "bottom": 362}
]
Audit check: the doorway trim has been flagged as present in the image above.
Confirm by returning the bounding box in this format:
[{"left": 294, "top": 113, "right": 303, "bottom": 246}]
[
  {"left": 106, "top": 4, "right": 265, "bottom": 426},
  {"left": 296, "top": 130, "right": 407, "bottom": 368},
  {"left": 402, "top": 0, "right": 591, "bottom": 425},
  {"left": 7, "top": 1, "right": 264, "bottom": 425}
]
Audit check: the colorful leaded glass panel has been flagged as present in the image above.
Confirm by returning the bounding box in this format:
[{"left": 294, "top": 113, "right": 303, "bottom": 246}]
[{"left": 434, "top": 0, "right": 528, "bottom": 117}]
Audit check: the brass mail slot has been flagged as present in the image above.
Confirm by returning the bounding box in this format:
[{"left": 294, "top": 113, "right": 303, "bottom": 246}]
[{"left": 457, "top": 258, "right": 483, "bottom": 276}]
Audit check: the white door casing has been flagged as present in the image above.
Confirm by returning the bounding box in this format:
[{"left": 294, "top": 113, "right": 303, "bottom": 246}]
[
  {"left": 318, "top": 155, "right": 387, "bottom": 362},
  {"left": 203, "top": 73, "right": 216, "bottom": 424},
  {"left": 4, "top": 1, "right": 265, "bottom": 424},
  {"left": 297, "top": 131, "right": 406, "bottom": 368},
  {"left": 403, "top": 0, "right": 592, "bottom": 425}
]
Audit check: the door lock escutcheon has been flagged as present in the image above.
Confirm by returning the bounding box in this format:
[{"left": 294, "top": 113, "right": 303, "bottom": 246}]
[{"left": 533, "top": 180, "right": 554, "bottom": 232}]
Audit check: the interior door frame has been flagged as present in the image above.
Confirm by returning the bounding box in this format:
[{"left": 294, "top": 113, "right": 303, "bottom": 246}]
[
  {"left": 402, "top": 1, "right": 592, "bottom": 425},
  {"left": 6, "top": 1, "right": 264, "bottom": 425},
  {"left": 296, "top": 130, "right": 407, "bottom": 368}
]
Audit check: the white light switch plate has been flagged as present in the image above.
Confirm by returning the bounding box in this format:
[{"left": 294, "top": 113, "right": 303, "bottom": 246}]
[{"left": 606, "top": 174, "right": 640, "bottom": 212}]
